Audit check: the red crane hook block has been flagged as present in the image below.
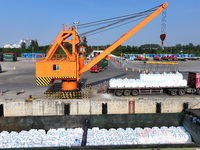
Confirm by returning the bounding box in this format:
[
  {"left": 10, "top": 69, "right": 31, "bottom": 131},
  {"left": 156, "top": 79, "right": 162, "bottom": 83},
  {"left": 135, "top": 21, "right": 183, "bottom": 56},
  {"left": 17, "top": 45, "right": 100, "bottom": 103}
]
[{"left": 160, "top": 33, "right": 166, "bottom": 45}]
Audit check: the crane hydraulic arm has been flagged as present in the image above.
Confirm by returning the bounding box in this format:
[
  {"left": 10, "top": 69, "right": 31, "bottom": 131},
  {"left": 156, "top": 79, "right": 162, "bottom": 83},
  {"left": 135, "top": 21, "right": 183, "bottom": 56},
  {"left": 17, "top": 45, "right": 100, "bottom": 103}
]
[{"left": 79, "top": 2, "right": 168, "bottom": 75}]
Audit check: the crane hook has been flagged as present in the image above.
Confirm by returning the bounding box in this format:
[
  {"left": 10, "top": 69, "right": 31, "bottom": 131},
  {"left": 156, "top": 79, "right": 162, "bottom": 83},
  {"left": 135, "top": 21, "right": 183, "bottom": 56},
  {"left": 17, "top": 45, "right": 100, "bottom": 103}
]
[
  {"left": 160, "top": 33, "right": 166, "bottom": 45},
  {"left": 160, "top": 7, "right": 167, "bottom": 46}
]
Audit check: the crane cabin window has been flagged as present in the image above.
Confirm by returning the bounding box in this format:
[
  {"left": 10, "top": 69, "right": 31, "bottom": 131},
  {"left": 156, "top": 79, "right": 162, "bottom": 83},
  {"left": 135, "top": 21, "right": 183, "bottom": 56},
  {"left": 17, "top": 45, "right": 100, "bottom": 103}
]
[
  {"left": 53, "top": 65, "right": 60, "bottom": 71},
  {"left": 79, "top": 52, "right": 85, "bottom": 58}
]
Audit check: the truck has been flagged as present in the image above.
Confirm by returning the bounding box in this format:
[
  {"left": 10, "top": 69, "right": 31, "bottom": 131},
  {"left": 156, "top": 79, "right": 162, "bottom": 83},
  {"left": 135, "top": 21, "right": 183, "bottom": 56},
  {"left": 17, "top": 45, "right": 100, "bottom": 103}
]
[
  {"left": 162, "top": 55, "right": 178, "bottom": 61},
  {"left": 135, "top": 55, "right": 149, "bottom": 61},
  {"left": 153, "top": 55, "right": 162, "bottom": 61},
  {"left": 108, "top": 72, "right": 200, "bottom": 96},
  {"left": 90, "top": 58, "right": 108, "bottom": 73}
]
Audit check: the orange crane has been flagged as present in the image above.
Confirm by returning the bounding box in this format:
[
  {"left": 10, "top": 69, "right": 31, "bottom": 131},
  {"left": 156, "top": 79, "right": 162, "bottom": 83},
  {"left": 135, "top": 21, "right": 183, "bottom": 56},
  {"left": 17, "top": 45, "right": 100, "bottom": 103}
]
[{"left": 35, "top": 2, "right": 168, "bottom": 92}]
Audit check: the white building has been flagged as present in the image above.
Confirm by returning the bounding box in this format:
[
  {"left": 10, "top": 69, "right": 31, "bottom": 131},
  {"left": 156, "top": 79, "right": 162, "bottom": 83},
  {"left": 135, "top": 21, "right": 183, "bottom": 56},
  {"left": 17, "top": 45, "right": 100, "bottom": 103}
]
[
  {"left": 90, "top": 50, "right": 104, "bottom": 57},
  {"left": 4, "top": 39, "right": 32, "bottom": 49}
]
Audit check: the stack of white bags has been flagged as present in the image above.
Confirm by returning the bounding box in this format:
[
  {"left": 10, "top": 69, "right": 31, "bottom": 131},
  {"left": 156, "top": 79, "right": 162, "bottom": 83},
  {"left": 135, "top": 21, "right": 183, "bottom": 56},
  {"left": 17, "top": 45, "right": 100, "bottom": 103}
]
[
  {"left": 87, "top": 126, "right": 192, "bottom": 146},
  {"left": 0, "top": 126, "right": 192, "bottom": 148},
  {"left": 0, "top": 128, "right": 83, "bottom": 148},
  {"left": 109, "top": 73, "right": 187, "bottom": 88}
]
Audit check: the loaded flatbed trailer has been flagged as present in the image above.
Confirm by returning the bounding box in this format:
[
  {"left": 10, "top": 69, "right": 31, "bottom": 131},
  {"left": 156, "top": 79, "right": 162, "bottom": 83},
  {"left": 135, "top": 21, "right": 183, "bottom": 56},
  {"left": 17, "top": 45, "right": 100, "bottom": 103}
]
[
  {"left": 108, "top": 85, "right": 195, "bottom": 96},
  {"left": 109, "top": 72, "right": 200, "bottom": 96}
]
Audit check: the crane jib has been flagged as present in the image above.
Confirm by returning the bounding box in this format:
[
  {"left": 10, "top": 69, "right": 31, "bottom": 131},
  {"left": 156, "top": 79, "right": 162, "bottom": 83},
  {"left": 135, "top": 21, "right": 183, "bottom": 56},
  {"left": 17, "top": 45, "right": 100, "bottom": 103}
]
[{"left": 79, "top": 2, "right": 168, "bottom": 74}]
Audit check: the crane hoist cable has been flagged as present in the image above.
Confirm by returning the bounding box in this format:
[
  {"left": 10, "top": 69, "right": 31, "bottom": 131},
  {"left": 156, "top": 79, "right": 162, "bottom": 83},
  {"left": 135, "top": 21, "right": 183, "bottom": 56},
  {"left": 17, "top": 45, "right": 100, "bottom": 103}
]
[
  {"left": 79, "top": 12, "right": 152, "bottom": 37},
  {"left": 83, "top": 15, "right": 148, "bottom": 37},
  {"left": 77, "top": 4, "right": 162, "bottom": 37},
  {"left": 78, "top": 12, "right": 148, "bottom": 30},
  {"left": 160, "top": 7, "right": 167, "bottom": 46},
  {"left": 77, "top": 5, "right": 160, "bottom": 28},
  {"left": 79, "top": 14, "right": 149, "bottom": 37}
]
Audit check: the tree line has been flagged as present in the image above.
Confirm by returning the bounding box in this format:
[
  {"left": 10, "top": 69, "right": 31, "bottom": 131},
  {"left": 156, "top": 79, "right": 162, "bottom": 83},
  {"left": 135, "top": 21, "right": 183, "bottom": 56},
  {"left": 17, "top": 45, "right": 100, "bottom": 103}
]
[
  {"left": 0, "top": 40, "right": 199, "bottom": 57},
  {"left": 87, "top": 43, "right": 200, "bottom": 57}
]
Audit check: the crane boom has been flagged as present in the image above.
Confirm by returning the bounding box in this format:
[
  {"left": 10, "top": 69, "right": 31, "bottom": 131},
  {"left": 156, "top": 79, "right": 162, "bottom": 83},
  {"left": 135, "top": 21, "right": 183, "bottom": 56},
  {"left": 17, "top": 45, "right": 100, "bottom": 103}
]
[
  {"left": 79, "top": 2, "right": 168, "bottom": 75},
  {"left": 35, "top": 3, "right": 168, "bottom": 93}
]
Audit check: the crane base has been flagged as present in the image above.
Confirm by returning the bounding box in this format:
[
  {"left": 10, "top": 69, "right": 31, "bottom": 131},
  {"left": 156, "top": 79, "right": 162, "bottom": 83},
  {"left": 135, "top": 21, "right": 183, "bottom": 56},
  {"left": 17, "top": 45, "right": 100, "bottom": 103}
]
[
  {"left": 61, "top": 80, "right": 77, "bottom": 91},
  {"left": 45, "top": 82, "right": 91, "bottom": 99}
]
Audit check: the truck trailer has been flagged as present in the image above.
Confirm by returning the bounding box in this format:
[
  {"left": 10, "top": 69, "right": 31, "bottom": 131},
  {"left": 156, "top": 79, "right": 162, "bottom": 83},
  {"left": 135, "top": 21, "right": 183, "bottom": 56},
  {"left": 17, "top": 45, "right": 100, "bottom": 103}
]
[
  {"left": 109, "top": 72, "right": 200, "bottom": 96},
  {"left": 90, "top": 58, "right": 108, "bottom": 73}
]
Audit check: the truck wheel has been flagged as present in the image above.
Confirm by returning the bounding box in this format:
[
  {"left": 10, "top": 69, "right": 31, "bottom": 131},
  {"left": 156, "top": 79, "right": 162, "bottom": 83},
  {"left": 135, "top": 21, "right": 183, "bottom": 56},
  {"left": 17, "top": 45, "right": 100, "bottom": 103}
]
[
  {"left": 124, "top": 90, "right": 131, "bottom": 96},
  {"left": 196, "top": 89, "right": 200, "bottom": 95},
  {"left": 115, "top": 90, "right": 123, "bottom": 96},
  {"left": 178, "top": 89, "right": 185, "bottom": 96},
  {"left": 170, "top": 89, "right": 177, "bottom": 96},
  {"left": 132, "top": 90, "right": 139, "bottom": 96}
]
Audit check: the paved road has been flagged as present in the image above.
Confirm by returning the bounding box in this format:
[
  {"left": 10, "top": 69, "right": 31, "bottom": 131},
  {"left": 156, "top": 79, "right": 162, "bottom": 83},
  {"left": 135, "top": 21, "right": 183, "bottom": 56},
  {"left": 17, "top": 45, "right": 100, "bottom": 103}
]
[
  {"left": 109, "top": 56, "right": 200, "bottom": 79},
  {"left": 0, "top": 58, "right": 47, "bottom": 99},
  {"left": 82, "top": 57, "right": 200, "bottom": 99},
  {"left": 0, "top": 57, "right": 199, "bottom": 99}
]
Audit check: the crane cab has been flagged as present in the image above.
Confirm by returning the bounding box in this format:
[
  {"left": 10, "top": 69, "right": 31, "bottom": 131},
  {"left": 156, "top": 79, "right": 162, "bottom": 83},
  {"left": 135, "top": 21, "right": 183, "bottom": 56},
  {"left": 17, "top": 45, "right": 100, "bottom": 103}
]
[
  {"left": 78, "top": 46, "right": 86, "bottom": 74},
  {"left": 78, "top": 46, "right": 86, "bottom": 58}
]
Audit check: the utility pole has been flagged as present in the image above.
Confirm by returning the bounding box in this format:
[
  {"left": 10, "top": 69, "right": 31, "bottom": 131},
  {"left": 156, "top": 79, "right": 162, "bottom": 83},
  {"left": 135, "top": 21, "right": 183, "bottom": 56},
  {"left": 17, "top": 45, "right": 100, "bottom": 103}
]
[
  {"left": 32, "top": 47, "right": 34, "bottom": 61},
  {"left": 171, "top": 47, "right": 172, "bottom": 54}
]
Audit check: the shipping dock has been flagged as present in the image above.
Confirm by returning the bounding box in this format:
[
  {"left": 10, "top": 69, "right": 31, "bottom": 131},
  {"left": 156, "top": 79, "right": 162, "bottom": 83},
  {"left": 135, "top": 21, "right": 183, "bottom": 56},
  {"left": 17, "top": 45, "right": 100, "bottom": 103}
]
[
  {"left": 0, "top": 2, "right": 200, "bottom": 149},
  {"left": 0, "top": 56, "right": 200, "bottom": 149}
]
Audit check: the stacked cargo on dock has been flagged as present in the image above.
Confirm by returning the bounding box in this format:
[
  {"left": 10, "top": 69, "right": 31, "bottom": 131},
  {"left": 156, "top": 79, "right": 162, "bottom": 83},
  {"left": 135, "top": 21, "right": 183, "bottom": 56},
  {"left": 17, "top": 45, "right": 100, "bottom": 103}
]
[{"left": 3, "top": 53, "right": 17, "bottom": 62}]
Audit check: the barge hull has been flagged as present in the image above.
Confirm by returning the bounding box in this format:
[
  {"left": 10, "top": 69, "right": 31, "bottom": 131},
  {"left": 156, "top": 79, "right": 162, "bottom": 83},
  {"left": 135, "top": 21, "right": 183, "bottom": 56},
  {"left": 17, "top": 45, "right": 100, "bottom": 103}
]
[{"left": 0, "top": 113, "right": 200, "bottom": 149}]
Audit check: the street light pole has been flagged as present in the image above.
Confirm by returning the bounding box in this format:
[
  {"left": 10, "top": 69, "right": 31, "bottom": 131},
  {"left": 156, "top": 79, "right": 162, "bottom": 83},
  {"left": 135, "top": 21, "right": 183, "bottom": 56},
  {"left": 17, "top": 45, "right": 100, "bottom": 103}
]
[{"left": 73, "top": 21, "right": 79, "bottom": 33}]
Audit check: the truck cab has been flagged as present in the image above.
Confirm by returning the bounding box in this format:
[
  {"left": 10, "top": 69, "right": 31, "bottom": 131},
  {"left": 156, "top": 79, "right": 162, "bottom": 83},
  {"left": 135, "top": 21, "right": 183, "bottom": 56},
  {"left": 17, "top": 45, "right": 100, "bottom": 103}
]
[
  {"left": 90, "top": 57, "right": 108, "bottom": 73},
  {"left": 188, "top": 72, "right": 200, "bottom": 89},
  {"left": 90, "top": 63, "right": 99, "bottom": 73}
]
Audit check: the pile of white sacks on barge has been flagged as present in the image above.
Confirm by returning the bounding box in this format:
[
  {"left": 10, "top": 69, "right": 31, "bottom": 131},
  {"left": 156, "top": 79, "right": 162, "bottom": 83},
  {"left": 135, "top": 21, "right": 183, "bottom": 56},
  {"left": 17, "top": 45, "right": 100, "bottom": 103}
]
[
  {"left": 109, "top": 73, "right": 187, "bottom": 88},
  {"left": 87, "top": 126, "right": 192, "bottom": 146},
  {"left": 0, "top": 128, "right": 83, "bottom": 148},
  {"left": 0, "top": 126, "right": 192, "bottom": 148}
]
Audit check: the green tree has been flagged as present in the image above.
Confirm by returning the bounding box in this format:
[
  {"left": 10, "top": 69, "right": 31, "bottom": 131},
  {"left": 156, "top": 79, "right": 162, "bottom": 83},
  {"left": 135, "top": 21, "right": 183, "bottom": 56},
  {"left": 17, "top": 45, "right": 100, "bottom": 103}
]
[
  {"left": 63, "top": 43, "right": 72, "bottom": 54},
  {"left": 21, "top": 42, "right": 26, "bottom": 50},
  {"left": 29, "top": 40, "right": 39, "bottom": 51}
]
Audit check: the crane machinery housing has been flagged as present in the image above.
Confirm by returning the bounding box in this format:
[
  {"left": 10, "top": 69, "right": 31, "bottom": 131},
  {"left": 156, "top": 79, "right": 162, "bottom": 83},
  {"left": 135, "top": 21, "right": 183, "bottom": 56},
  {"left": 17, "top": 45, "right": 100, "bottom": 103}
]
[{"left": 35, "top": 2, "right": 168, "bottom": 98}]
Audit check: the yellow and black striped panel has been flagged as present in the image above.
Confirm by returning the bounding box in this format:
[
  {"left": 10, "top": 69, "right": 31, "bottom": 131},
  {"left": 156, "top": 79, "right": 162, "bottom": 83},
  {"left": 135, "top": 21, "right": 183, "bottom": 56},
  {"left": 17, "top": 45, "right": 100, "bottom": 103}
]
[
  {"left": 36, "top": 77, "right": 52, "bottom": 86},
  {"left": 36, "top": 76, "right": 77, "bottom": 86}
]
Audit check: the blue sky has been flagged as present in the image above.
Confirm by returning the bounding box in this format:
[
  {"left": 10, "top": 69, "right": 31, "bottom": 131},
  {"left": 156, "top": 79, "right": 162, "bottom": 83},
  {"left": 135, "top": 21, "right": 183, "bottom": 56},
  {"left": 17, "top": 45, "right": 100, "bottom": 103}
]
[{"left": 0, "top": 0, "right": 200, "bottom": 47}]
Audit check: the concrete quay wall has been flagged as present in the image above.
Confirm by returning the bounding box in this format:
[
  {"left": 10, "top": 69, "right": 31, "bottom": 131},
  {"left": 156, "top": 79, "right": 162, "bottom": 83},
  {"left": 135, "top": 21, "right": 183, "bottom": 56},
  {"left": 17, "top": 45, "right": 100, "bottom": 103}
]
[{"left": 0, "top": 96, "right": 200, "bottom": 117}]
